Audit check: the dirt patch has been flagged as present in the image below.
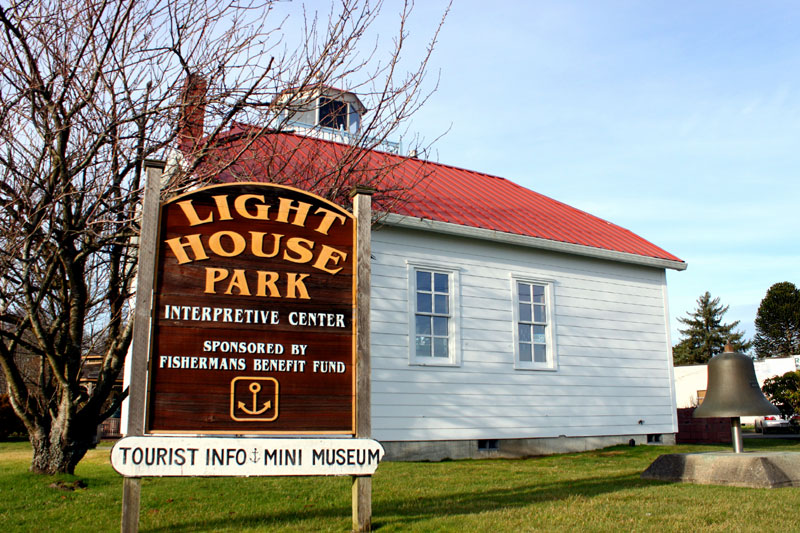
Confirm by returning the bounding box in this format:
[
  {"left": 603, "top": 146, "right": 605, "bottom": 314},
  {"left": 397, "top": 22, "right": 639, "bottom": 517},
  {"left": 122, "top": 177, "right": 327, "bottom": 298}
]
[
  {"left": 596, "top": 451, "right": 626, "bottom": 457},
  {"left": 49, "top": 480, "right": 87, "bottom": 491}
]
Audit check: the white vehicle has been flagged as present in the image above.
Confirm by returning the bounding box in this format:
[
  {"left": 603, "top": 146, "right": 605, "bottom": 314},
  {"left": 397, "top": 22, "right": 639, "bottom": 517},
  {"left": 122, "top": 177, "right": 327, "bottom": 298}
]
[{"left": 754, "top": 415, "right": 790, "bottom": 434}]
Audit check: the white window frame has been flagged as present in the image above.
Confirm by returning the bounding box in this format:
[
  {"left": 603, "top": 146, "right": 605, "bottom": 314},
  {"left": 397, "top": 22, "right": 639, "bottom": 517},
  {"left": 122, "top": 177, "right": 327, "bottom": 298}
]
[
  {"left": 511, "top": 276, "right": 557, "bottom": 371},
  {"left": 407, "top": 262, "right": 461, "bottom": 366}
]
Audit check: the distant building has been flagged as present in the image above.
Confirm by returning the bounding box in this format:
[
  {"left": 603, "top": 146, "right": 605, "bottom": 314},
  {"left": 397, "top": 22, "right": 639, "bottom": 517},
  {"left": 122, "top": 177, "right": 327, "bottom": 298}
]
[{"left": 673, "top": 357, "right": 799, "bottom": 423}]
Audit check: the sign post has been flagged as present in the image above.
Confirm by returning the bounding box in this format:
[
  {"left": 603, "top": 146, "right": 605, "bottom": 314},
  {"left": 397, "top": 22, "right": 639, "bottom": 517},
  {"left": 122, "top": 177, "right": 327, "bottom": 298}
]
[
  {"left": 118, "top": 180, "right": 379, "bottom": 532},
  {"left": 121, "top": 161, "right": 163, "bottom": 533},
  {"left": 351, "top": 187, "right": 375, "bottom": 532}
]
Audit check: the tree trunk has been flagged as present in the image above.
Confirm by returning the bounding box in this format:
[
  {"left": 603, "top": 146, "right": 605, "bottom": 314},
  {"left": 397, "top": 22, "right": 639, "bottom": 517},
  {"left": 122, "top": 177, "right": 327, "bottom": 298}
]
[{"left": 29, "top": 418, "right": 95, "bottom": 475}]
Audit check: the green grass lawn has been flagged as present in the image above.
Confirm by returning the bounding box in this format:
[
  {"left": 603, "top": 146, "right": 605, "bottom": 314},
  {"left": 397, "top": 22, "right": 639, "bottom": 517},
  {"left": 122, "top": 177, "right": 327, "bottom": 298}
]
[{"left": 2, "top": 438, "right": 800, "bottom": 532}]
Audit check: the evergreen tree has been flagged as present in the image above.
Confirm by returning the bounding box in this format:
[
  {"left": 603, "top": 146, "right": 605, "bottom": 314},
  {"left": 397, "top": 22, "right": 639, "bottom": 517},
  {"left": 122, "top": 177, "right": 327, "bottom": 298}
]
[
  {"left": 672, "top": 291, "right": 751, "bottom": 365},
  {"left": 753, "top": 282, "right": 800, "bottom": 358}
]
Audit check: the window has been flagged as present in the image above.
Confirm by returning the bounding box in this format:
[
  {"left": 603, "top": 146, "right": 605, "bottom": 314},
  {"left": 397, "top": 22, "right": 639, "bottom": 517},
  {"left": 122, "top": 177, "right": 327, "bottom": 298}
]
[
  {"left": 409, "top": 265, "right": 460, "bottom": 365},
  {"left": 478, "top": 439, "right": 499, "bottom": 451},
  {"left": 513, "top": 278, "right": 556, "bottom": 370},
  {"left": 318, "top": 96, "right": 361, "bottom": 133},
  {"left": 415, "top": 270, "right": 450, "bottom": 359},
  {"left": 318, "top": 97, "right": 348, "bottom": 130},
  {"left": 697, "top": 390, "right": 707, "bottom": 405}
]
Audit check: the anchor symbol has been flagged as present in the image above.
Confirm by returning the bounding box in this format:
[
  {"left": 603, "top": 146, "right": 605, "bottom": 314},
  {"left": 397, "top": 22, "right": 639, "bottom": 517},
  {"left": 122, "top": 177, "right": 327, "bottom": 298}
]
[
  {"left": 249, "top": 447, "right": 260, "bottom": 464},
  {"left": 238, "top": 382, "right": 271, "bottom": 415},
  {"left": 230, "top": 376, "right": 278, "bottom": 422}
]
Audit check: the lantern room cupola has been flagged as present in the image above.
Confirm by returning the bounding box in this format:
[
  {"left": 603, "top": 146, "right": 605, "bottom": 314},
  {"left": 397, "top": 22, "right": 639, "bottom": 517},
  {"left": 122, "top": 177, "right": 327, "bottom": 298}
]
[
  {"left": 271, "top": 85, "right": 400, "bottom": 154},
  {"left": 276, "top": 85, "right": 365, "bottom": 137}
]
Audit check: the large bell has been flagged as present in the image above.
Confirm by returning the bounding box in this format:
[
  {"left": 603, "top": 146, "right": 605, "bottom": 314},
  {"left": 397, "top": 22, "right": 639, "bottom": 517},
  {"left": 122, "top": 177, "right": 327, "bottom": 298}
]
[{"left": 693, "top": 345, "right": 779, "bottom": 418}]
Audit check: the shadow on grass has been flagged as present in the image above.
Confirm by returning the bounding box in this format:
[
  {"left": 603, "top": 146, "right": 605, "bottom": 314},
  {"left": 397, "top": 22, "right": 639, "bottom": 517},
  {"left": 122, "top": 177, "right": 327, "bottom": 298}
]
[
  {"left": 372, "top": 471, "right": 669, "bottom": 530},
  {"left": 143, "top": 470, "right": 666, "bottom": 532},
  {"left": 142, "top": 503, "right": 350, "bottom": 532},
  {"left": 146, "top": 441, "right": 800, "bottom": 532}
]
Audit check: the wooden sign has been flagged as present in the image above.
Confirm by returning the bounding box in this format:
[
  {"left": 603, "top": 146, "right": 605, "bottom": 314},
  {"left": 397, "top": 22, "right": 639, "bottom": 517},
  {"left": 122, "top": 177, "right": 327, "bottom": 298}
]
[
  {"left": 145, "top": 183, "right": 355, "bottom": 434},
  {"left": 111, "top": 436, "right": 384, "bottom": 477}
]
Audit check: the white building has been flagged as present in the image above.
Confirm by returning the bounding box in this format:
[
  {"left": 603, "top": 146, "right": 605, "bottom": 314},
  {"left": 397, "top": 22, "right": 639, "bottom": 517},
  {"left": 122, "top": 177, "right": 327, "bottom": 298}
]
[
  {"left": 184, "top": 86, "right": 688, "bottom": 459},
  {"left": 674, "top": 357, "right": 799, "bottom": 424}
]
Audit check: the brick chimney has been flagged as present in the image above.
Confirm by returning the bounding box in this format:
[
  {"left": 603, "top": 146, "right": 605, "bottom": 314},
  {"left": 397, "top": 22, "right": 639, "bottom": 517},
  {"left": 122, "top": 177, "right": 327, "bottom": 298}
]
[{"left": 177, "top": 74, "right": 207, "bottom": 152}]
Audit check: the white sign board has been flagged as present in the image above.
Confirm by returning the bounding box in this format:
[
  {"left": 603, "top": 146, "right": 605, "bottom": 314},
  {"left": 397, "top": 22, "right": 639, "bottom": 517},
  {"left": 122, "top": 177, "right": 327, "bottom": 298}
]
[{"left": 111, "top": 436, "right": 384, "bottom": 477}]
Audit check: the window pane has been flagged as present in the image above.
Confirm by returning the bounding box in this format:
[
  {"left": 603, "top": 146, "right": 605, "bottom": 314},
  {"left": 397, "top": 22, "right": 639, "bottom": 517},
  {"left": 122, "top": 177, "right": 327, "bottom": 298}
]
[
  {"left": 532, "top": 284, "right": 545, "bottom": 303},
  {"left": 416, "top": 270, "right": 431, "bottom": 291},
  {"left": 415, "top": 336, "right": 431, "bottom": 357},
  {"left": 434, "top": 273, "right": 449, "bottom": 293},
  {"left": 348, "top": 106, "right": 360, "bottom": 133},
  {"left": 433, "top": 316, "right": 448, "bottom": 336},
  {"left": 533, "top": 344, "right": 547, "bottom": 363},
  {"left": 433, "top": 337, "right": 449, "bottom": 358},
  {"left": 533, "top": 325, "right": 546, "bottom": 344},
  {"left": 416, "top": 316, "right": 431, "bottom": 336},
  {"left": 518, "top": 282, "right": 530, "bottom": 302},
  {"left": 417, "top": 292, "right": 432, "bottom": 313},
  {"left": 519, "top": 324, "right": 531, "bottom": 343},
  {"left": 434, "top": 294, "right": 449, "bottom": 315},
  {"left": 533, "top": 304, "right": 546, "bottom": 323},
  {"left": 519, "top": 343, "right": 532, "bottom": 362},
  {"left": 519, "top": 302, "right": 532, "bottom": 322}
]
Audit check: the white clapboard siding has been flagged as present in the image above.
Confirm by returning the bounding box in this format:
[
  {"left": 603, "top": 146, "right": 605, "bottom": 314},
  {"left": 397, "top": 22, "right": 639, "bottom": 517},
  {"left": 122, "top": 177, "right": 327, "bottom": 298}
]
[
  {"left": 372, "top": 401, "right": 674, "bottom": 419},
  {"left": 373, "top": 414, "right": 675, "bottom": 431},
  {"left": 375, "top": 425, "right": 675, "bottom": 441},
  {"left": 371, "top": 354, "right": 672, "bottom": 376},
  {"left": 558, "top": 355, "right": 668, "bottom": 370},
  {"left": 372, "top": 364, "right": 668, "bottom": 382},
  {"left": 370, "top": 227, "right": 677, "bottom": 441},
  {"left": 371, "top": 369, "right": 669, "bottom": 390},
  {"left": 555, "top": 315, "right": 666, "bottom": 334},
  {"left": 374, "top": 417, "right": 677, "bottom": 439},
  {"left": 556, "top": 305, "right": 665, "bottom": 327},
  {"left": 372, "top": 392, "right": 671, "bottom": 408}
]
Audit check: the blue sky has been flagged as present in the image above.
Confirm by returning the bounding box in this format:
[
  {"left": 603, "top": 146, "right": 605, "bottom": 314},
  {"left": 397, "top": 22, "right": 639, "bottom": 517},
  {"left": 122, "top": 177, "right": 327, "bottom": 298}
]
[{"left": 369, "top": 0, "right": 800, "bottom": 345}]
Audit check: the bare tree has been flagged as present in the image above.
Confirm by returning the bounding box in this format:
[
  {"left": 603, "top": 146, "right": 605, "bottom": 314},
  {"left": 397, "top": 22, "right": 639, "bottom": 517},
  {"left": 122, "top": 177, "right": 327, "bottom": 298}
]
[{"left": 0, "top": 0, "right": 446, "bottom": 474}]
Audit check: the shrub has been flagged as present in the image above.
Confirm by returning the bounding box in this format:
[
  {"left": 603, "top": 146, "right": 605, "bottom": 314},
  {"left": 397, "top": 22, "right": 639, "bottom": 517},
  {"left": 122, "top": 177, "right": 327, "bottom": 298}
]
[{"left": 762, "top": 371, "right": 800, "bottom": 418}]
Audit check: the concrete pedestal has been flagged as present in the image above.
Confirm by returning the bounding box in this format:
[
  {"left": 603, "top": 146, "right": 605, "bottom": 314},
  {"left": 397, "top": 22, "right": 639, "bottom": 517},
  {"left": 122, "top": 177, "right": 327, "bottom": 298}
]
[{"left": 641, "top": 451, "right": 800, "bottom": 488}]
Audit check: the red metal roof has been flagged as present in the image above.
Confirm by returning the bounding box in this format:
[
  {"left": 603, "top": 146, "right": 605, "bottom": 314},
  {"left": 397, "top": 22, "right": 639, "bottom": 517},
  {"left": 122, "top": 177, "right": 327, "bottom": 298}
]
[{"left": 198, "top": 128, "right": 684, "bottom": 265}]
